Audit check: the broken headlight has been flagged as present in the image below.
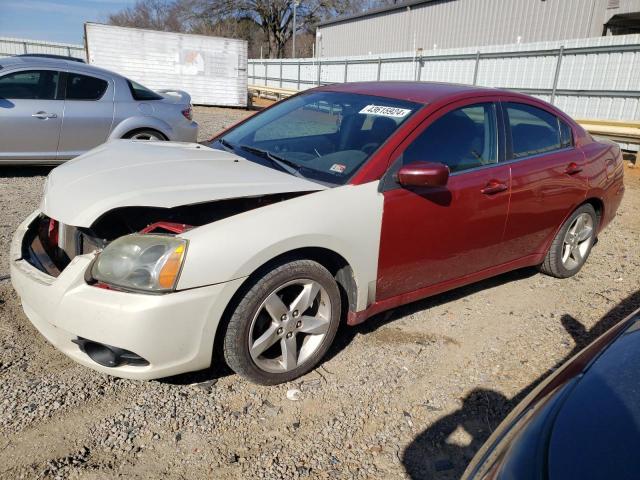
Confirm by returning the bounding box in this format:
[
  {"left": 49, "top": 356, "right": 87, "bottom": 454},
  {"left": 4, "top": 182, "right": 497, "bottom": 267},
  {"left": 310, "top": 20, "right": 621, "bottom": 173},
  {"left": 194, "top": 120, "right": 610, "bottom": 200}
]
[{"left": 90, "top": 234, "right": 187, "bottom": 292}]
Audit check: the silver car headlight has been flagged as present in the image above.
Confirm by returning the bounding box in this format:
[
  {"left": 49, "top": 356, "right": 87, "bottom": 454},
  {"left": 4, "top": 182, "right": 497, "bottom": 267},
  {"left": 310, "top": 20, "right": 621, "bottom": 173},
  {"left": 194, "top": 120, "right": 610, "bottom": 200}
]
[{"left": 91, "top": 234, "right": 187, "bottom": 292}]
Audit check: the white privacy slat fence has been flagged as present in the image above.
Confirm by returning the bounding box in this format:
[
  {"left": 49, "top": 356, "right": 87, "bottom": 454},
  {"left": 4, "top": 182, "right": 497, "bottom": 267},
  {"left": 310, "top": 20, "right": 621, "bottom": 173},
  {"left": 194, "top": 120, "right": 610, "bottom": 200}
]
[
  {"left": 0, "top": 36, "right": 85, "bottom": 61},
  {"left": 249, "top": 35, "right": 640, "bottom": 129}
]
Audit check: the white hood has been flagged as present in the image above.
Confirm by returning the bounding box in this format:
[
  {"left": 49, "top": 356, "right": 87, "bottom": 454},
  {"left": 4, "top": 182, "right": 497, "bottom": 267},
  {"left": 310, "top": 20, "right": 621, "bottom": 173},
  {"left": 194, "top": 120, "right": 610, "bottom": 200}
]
[{"left": 41, "top": 140, "right": 326, "bottom": 227}]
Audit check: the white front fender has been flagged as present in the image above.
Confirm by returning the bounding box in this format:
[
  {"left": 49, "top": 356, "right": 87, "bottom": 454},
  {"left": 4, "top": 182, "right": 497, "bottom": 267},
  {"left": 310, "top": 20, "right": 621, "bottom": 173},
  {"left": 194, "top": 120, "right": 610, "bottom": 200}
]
[{"left": 177, "top": 181, "right": 384, "bottom": 312}]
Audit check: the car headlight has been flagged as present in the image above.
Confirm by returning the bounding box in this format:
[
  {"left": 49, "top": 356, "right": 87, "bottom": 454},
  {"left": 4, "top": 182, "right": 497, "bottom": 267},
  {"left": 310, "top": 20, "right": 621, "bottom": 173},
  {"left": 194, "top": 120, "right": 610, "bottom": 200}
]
[{"left": 90, "top": 234, "right": 187, "bottom": 292}]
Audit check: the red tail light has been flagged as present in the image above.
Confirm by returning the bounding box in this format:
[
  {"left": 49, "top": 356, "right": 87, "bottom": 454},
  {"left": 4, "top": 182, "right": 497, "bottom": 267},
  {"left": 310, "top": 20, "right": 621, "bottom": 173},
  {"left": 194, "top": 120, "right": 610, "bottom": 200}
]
[{"left": 181, "top": 105, "right": 193, "bottom": 121}]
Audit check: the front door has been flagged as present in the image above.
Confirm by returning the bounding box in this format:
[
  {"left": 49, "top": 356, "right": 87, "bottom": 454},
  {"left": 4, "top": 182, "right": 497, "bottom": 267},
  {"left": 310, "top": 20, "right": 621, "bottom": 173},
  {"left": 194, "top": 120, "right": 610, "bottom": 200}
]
[
  {"left": 0, "top": 69, "right": 63, "bottom": 162},
  {"left": 377, "top": 101, "right": 511, "bottom": 301}
]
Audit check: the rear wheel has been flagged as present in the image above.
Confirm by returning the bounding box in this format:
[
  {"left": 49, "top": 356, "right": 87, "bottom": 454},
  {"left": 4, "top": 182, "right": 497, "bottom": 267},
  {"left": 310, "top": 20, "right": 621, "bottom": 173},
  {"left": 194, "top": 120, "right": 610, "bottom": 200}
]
[
  {"left": 222, "top": 260, "right": 341, "bottom": 385},
  {"left": 124, "top": 129, "right": 166, "bottom": 141},
  {"left": 539, "top": 204, "right": 597, "bottom": 278}
]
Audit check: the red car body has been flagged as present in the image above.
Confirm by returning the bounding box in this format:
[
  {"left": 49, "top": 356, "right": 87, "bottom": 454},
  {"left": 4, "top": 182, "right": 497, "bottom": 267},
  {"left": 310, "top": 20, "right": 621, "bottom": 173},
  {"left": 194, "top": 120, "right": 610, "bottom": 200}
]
[
  {"left": 322, "top": 82, "right": 626, "bottom": 325},
  {"left": 214, "top": 81, "right": 624, "bottom": 327}
]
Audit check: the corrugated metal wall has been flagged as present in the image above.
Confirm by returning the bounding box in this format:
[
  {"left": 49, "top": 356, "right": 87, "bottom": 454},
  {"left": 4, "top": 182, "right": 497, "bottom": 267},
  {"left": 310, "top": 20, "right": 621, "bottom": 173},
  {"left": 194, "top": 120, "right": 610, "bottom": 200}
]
[
  {"left": 317, "top": 0, "right": 640, "bottom": 57},
  {"left": 249, "top": 35, "right": 640, "bottom": 129},
  {"left": 0, "top": 36, "right": 85, "bottom": 60}
]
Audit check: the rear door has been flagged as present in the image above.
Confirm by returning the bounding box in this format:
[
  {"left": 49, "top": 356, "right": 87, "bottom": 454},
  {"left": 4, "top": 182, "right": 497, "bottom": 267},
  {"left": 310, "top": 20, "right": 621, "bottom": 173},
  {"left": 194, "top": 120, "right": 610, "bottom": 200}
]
[
  {"left": 57, "top": 70, "right": 114, "bottom": 159},
  {"left": 376, "top": 100, "right": 511, "bottom": 301},
  {"left": 499, "top": 100, "right": 588, "bottom": 261},
  {"left": 0, "top": 69, "right": 64, "bottom": 162}
]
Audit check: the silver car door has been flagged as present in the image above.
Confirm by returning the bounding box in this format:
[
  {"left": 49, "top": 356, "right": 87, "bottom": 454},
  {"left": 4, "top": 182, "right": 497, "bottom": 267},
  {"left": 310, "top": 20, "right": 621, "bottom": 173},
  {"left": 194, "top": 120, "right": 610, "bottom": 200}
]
[
  {"left": 57, "top": 70, "right": 115, "bottom": 159},
  {"left": 0, "top": 69, "right": 64, "bottom": 162}
]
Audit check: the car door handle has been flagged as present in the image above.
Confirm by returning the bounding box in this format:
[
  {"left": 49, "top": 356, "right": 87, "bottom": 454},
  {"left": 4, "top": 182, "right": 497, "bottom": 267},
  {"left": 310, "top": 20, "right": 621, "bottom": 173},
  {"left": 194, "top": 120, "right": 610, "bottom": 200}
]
[
  {"left": 565, "top": 162, "right": 583, "bottom": 175},
  {"left": 31, "top": 111, "right": 57, "bottom": 119},
  {"left": 481, "top": 181, "right": 508, "bottom": 195}
]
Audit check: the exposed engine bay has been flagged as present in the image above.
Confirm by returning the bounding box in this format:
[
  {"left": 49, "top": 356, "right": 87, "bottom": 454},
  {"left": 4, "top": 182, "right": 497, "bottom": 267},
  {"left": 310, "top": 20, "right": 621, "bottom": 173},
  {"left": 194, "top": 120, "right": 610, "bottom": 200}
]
[{"left": 22, "top": 192, "right": 310, "bottom": 277}]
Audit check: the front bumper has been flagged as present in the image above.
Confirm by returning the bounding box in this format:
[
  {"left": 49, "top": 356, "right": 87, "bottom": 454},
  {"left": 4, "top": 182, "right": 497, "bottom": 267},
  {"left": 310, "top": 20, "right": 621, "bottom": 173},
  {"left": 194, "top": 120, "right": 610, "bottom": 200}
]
[{"left": 10, "top": 211, "right": 244, "bottom": 380}]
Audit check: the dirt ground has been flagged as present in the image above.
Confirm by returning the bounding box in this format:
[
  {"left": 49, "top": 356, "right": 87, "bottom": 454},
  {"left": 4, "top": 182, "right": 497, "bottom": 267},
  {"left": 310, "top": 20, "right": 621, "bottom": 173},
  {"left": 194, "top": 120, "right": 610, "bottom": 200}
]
[{"left": 0, "top": 107, "right": 639, "bottom": 479}]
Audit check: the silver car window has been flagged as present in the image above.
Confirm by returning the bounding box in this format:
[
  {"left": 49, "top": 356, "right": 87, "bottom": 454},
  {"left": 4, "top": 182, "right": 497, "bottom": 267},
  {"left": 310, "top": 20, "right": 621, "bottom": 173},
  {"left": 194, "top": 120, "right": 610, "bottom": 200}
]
[
  {"left": 65, "top": 73, "right": 108, "bottom": 101},
  {"left": 0, "top": 70, "right": 61, "bottom": 100}
]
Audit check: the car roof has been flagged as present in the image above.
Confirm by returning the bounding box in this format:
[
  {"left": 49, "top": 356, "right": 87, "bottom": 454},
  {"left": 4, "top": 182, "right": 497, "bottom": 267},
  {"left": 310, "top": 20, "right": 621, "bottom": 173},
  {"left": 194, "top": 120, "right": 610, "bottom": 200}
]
[
  {"left": 0, "top": 55, "right": 120, "bottom": 79},
  {"left": 315, "top": 81, "right": 527, "bottom": 105}
]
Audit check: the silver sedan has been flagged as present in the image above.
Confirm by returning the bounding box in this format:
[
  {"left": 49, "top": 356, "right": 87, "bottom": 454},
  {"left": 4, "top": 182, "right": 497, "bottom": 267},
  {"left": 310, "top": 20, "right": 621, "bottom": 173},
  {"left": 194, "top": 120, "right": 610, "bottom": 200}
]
[{"left": 0, "top": 55, "right": 198, "bottom": 164}]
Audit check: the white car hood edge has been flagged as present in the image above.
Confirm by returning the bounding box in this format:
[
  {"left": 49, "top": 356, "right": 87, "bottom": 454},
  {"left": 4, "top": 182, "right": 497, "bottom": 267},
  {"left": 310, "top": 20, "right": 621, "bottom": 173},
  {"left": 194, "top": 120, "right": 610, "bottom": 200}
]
[{"left": 41, "top": 140, "right": 327, "bottom": 227}]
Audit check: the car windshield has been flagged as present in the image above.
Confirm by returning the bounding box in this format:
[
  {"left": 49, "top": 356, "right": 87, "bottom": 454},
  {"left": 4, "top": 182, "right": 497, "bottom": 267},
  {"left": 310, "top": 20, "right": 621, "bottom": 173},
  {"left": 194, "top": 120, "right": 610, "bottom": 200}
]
[{"left": 210, "top": 91, "right": 421, "bottom": 185}]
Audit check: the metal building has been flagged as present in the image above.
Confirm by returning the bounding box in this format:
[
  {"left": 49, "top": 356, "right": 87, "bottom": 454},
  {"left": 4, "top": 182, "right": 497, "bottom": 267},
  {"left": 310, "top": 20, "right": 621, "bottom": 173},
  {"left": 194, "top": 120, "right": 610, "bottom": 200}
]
[{"left": 316, "top": 0, "right": 640, "bottom": 57}]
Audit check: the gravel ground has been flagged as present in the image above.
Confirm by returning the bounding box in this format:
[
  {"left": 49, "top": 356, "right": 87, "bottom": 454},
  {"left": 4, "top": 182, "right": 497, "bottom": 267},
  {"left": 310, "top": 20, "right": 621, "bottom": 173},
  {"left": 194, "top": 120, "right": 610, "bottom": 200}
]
[{"left": 0, "top": 107, "right": 639, "bottom": 480}]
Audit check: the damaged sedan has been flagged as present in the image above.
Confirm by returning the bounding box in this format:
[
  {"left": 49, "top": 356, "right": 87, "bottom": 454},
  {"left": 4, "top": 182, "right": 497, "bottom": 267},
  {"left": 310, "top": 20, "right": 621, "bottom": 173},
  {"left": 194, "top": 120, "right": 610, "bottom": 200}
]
[{"left": 10, "top": 82, "right": 624, "bottom": 384}]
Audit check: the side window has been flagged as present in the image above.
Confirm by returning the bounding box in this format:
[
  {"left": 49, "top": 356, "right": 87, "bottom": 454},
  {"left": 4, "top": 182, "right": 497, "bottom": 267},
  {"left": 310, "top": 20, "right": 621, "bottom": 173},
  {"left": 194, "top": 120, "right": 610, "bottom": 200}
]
[
  {"left": 506, "top": 103, "right": 564, "bottom": 158},
  {"left": 402, "top": 103, "right": 498, "bottom": 173},
  {"left": 0, "top": 70, "right": 60, "bottom": 100},
  {"left": 128, "top": 79, "right": 163, "bottom": 101},
  {"left": 65, "top": 73, "right": 108, "bottom": 101},
  {"left": 559, "top": 119, "right": 573, "bottom": 148}
]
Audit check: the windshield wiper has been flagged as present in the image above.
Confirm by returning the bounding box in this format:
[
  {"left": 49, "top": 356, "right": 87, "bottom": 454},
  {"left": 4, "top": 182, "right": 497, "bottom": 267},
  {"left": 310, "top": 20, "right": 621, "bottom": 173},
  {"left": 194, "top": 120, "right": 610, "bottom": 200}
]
[
  {"left": 239, "top": 145, "right": 302, "bottom": 176},
  {"left": 219, "top": 137, "right": 236, "bottom": 151}
]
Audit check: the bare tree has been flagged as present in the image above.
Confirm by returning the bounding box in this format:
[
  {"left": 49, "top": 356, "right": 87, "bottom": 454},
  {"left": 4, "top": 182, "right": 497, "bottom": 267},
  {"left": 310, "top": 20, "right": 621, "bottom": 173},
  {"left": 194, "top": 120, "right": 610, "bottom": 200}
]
[
  {"left": 189, "top": 0, "right": 366, "bottom": 58},
  {"left": 108, "top": 0, "right": 370, "bottom": 58},
  {"left": 107, "top": 0, "right": 188, "bottom": 32}
]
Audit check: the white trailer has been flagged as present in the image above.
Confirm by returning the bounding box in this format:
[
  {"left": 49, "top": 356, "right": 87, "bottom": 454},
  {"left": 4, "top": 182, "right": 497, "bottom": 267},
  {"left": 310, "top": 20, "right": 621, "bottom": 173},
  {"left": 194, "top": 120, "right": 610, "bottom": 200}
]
[{"left": 85, "top": 23, "right": 248, "bottom": 107}]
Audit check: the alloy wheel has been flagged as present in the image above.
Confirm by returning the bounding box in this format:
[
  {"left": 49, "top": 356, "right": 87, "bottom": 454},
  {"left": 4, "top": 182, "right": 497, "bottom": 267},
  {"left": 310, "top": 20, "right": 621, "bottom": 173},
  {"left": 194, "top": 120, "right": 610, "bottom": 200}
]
[
  {"left": 561, "top": 212, "right": 594, "bottom": 270},
  {"left": 130, "top": 132, "right": 161, "bottom": 141},
  {"left": 248, "top": 279, "right": 332, "bottom": 373}
]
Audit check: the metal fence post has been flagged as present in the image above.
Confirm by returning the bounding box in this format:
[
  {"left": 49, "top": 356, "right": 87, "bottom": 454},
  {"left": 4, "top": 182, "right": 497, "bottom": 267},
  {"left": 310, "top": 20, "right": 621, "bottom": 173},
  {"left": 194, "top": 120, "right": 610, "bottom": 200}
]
[
  {"left": 23, "top": 42, "right": 28, "bottom": 54},
  {"left": 317, "top": 59, "right": 321, "bottom": 86},
  {"left": 297, "top": 60, "right": 301, "bottom": 91},
  {"left": 473, "top": 51, "right": 481, "bottom": 85},
  {"left": 377, "top": 57, "right": 382, "bottom": 81},
  {"left": 344, "top": 59, "right": 348, "bottom": 83},
  {"left": 551, "top": 46, "right": 565, "bottom": 105},
  {"left": 416, "top": 53, "right": 423, "bottom": 81},
  {"left": 279, "top": 61, "right": 283, "bottom": 88},
  {"left": 264, "top": 61, "right": 267, "bottom": 86}
]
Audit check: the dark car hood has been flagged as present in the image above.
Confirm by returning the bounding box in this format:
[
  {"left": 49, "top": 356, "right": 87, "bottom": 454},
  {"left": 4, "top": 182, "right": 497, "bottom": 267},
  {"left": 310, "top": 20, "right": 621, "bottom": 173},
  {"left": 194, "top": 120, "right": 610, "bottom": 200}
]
[
  {"left": 463, "top": 308, "right": 640, "bottom": 480},
  {"left": 547, "top": 319, "right": 640, "bottom": 479}
]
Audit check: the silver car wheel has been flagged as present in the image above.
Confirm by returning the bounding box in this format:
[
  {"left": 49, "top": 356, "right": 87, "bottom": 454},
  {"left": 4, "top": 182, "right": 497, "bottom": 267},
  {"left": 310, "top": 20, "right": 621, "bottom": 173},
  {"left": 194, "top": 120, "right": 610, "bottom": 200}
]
[
  {"left": 248, "top": 278, "right": 332, "bottom": 373},
  {"left": 130, "top": 132, "right": 162, "bottom": 141},
  {"left": 561, "top": 212, "right": 594, "bottom": 270}
]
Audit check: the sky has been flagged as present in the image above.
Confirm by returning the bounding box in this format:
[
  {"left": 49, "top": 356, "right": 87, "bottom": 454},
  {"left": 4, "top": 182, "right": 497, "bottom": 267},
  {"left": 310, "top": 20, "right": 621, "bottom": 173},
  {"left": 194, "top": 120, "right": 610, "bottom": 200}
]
[{"left": 0, "top": 0, "right": 138, "bottom": 45}]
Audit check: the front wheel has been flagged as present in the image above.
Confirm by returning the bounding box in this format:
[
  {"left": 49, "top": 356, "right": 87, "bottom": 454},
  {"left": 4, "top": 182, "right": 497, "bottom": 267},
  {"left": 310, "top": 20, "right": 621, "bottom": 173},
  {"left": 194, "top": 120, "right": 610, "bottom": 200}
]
[
  {"left": 222, "top": 260, "right": 341, "bottom": 385},
  {"left": 539, "top": 204, "right": 598, "bottom": 278}
]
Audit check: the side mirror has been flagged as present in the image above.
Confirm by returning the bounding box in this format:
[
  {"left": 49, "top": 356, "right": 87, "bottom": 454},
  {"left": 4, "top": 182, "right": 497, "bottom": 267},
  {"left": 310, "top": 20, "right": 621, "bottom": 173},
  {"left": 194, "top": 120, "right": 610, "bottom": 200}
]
[{"left": 397, "top": 162, "right": 449, "bottom": 188}]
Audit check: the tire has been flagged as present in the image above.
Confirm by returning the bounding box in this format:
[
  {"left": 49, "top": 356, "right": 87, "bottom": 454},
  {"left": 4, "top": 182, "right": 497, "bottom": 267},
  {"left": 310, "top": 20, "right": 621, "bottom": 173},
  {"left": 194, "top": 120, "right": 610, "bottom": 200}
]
[
  {"left": 222, "top": 259, "right": 341, "bottom": 385},
  {"left": 539, "top": 204, "right": 598, "bottom": 278},
  {"left": 123, "top": 129, "right": 166, "bottom": 141}
]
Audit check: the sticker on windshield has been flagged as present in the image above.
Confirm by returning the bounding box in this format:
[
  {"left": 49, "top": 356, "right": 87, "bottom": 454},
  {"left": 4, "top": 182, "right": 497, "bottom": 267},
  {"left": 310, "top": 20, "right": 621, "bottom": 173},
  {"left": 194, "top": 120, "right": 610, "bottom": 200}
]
[
  {"left": 359, "top": 105, "right": 411, "bottom": 118},
  {"left": 330, "top": 163, "right": 346, "bottom": 173}
]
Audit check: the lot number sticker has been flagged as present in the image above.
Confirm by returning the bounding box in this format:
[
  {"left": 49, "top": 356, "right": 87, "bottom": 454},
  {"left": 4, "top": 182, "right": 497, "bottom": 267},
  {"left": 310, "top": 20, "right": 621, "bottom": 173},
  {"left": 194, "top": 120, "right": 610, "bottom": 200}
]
[{"left": 359, "top": 105, "right": 411, "bottom": 118}]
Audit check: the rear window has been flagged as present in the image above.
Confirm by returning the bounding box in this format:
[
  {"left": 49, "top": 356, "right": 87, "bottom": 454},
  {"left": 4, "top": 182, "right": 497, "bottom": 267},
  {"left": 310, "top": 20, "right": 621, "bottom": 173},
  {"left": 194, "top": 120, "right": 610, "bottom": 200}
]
[
  {"left": 66, "top": 73, "right": 108, "bottom": 100},
  {"left": 127, "top": 80, "right": 163, "bottom": 101},
  {"left": 560, "top": 119, "right": 573, "bottom": 148},
  {"left": 506, "top": 103, "right": 563, "bottom": 158}
]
